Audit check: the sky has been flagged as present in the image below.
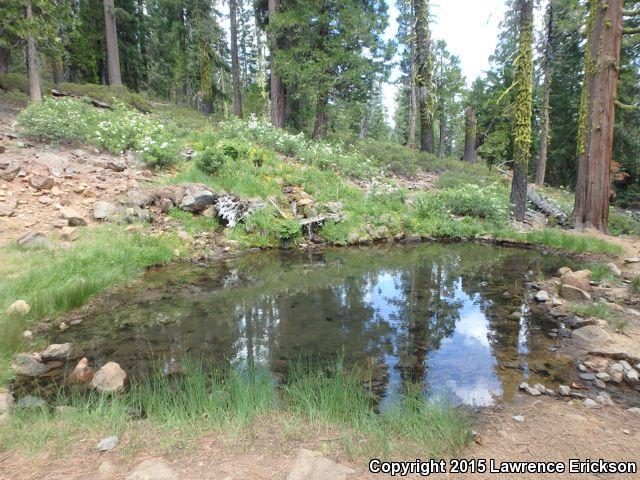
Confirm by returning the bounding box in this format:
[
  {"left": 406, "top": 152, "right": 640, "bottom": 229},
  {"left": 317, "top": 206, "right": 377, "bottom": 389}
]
[{"left": 382, "top": 0, "right": 508, "bottom": 125}]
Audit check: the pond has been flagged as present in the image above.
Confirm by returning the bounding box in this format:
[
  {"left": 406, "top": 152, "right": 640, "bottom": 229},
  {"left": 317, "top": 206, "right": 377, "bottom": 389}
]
[{"left": 43, "top": 243, "right": 577, "bottom": 407}]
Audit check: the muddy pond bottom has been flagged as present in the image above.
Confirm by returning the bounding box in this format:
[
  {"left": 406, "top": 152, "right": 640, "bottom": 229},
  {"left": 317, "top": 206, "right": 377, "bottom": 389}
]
[{"left": 48, "top": 243, "right": 577, "bottom": 407}]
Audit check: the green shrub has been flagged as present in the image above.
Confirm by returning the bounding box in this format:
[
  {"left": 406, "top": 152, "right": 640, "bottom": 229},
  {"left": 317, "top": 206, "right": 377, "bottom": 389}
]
[
  {"left": 277, "top": 218, "right": 302, "bottom": 242},
  {"left": 195, "top": 147, "right": 228, "bottom": 175},
  {"left": 414, "top": 184, "right": 510, "bottom": 223},
  {"left": 609, "top": 212, "right": 640, "bottom": 237}
]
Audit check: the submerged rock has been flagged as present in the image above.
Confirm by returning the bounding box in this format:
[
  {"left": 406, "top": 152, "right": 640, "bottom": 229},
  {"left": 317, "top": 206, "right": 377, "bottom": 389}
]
[
  {"left": 91, "top": 362, "right": 127, "bottom": 393},
  {"left": 558, "top": 385, "right": 571, "bottom": 396},
  {"left": 40, "top": 343, "right": 73, "bottom": 362}
]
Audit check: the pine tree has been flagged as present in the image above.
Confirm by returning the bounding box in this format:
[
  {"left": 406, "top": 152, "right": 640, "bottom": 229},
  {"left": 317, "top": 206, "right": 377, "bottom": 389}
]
[
  {"left": 413, "top": 0, "right": 434, "bottom": 153},
  {"left": 509, "top": 0, "right": 534, "bottom": 222},
  {"left": 103, "top": 0, "right": 122, "bottom": 85}
]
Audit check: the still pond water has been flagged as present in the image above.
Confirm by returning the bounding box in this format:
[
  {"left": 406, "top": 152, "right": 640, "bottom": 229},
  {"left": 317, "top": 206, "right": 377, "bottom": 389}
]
[{"left": 52, "top": 243, "right": 576, "bottom": 407}]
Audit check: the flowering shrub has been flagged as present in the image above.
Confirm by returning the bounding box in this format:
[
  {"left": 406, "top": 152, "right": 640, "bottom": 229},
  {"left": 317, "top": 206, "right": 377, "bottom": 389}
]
[
  {"left": 17, "top": 98, "right": 180, "bottom": 168},
  {"left": 413, "top": 183, "right": 510, "bottom": 223},
  {"left": 218, "top": 115, "right": 380, "bottom": 180}
]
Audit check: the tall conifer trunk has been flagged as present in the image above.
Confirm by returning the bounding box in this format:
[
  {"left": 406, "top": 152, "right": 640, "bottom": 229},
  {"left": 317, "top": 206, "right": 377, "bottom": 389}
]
[
  {"left": 103, "top": 0, "right": 122, "bottom": 86},
  {"left": 573, "top": 0, "right": 623, "bottom": 233},
  {"left": 463, "top": 106, "right": 477, "bottom": 163},
  {"left": 509, "top": 0, "right": 534, "bottom": 222},
  {"left": 536, "top": 0, "right": 554, "bottom": 186},
  {"left": 230, "top": 0, "right": 243, "bottom": 117},
  {"left": 413, "top": 0, "right": 434, "bottom": 154},
  {"left": 268, "top": 0, "right": 285, "bottom": 127},
  {"left": 26, "top": 2, "right": 41, "bottom": 102}
]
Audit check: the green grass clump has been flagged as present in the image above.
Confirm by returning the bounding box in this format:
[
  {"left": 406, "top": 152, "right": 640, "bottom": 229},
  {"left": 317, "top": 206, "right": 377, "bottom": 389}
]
[
  {"left": 499, "top": 229, "right": 623, "bottom": 254},
  {"left": 631, "top": 276, "right": 640, "bottom": 294},
  {"left": 1, "top": 360, "right": 471, "bottom": 459},
  {"left": 581, "top": 263, "right": 617, "bottom": 283},
  {"left": 609, "top": 212, "right": 640, "bottom": 237},
  {"left": 568, "top": 302, "right": 614, "bottom": 320}
]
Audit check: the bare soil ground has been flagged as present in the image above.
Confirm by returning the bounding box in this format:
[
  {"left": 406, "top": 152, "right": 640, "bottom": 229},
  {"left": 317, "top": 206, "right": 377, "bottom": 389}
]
[{"left": 1, "top": 397, "right": 639, "bottom": 479}]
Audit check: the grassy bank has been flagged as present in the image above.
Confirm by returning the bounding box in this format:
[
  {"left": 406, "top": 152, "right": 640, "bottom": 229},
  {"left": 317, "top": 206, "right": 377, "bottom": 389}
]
[
  {"left": 0, "top": 360, "right": 471, "bottom": 461},
  {"left": 0, "top": 226, "right": 180, "bottom": 382}
]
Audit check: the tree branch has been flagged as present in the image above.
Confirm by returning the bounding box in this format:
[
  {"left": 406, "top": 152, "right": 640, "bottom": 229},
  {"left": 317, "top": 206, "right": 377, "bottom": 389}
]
[
  {"left": 623, "top": 26, "right": 640, "bottom": 34},
  {"left": 622, "top": 9, "right": 640, "bottom": 17},
  {"left": 615, "top": 99, "right": 638, "bottom": 110}
]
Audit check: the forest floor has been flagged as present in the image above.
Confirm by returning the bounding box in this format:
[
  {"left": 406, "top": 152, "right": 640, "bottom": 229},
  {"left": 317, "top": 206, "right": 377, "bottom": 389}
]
[{"left": 2, "top": 93, "right": 640, "bottom": 479}]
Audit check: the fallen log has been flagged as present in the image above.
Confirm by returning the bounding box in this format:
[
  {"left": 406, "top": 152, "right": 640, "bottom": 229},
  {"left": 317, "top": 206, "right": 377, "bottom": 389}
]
[
  {"left": 527, "top": 186, "right": 569, "bottom": 225},
  {"left": 49, "top": 89, "right": 113, "bottom": 109},
  {"left": 497, "top": 162, "right": 569, "bottom": 225}
]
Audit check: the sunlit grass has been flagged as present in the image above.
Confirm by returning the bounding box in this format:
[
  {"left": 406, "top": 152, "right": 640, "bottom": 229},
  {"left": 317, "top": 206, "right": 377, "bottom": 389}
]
[{"left": 498, "top": 229, "right": 623, "bottom": 254}]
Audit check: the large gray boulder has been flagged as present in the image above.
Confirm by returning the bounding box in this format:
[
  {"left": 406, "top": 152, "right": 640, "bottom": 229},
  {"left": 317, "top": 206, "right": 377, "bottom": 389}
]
[
  {"left": 93, "top": 201, "right": 117, "bottom": 221},
  {"left": 572, "top": 325, "right": 612, "bottom": 349},
  {"left": 179, "top": 185, "right": 215, "bottom": 213},
  {"left": 40, "top": 343, "right": 73, "bottom": 362}
]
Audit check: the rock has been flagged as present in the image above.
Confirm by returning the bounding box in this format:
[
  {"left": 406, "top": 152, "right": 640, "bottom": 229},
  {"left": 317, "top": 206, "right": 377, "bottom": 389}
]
[
  {"left": 60, "top": 207, "right": 87, "bottom": 226},
  {"left": 93, "top": 201, "right": 116, "bottom": 220},
  {"left": 0, "top": 163, "right": 20, "bottom": 181},
  {"left": 571, "top": 325, "right": 612, "bottom": 349},
  {"left": 11, "top": 353, "right": 49, "bottom": 377},
  {"left": 40, "top": 343, "right": 72, "bottom": 362},
  {"left": 583, "top": 398, "right": 598, "bottom": 409},
  {"left": 557, "top": 267, "right": 573, "bottom": 276},
  {"left": 561, "top": 269, "right": 592, "bottom": 292},
  {"left": 16, "top": 395, "right": 46, "bottom": 409},
  {"left": 176, "top": 230, "right": 193, "bottom": 242},
  {"left": 524, "top": 386, "right": 541, "bottom": 396},
  {"left": 59, "top": 322, "right": 68, "bottom": 332},
  {"left": 6, "top": 300, "right": 31, "bottom": 316},
  {"left": 158, "top": 197, "right": 174, "bottom": 213},
  {"left": 0, "top": 390, "right": 14, "bottom": 415},
  {"left": 607, "top": 262, "right": 622, "bottom": 277},
  {"left": 126, "top": 459, "right": 178, "bottom": 480},
  {"left": 596, "top": 392, "right": 614, "bottom": 406},
  {"left": 104, "top": 159, "right": 126, "bottom": 172},
  {"left": 609, "top": 362, "right": 624, "bottom": 372},
  {"left": 558, "top": 385, "right": 571, "bottom": 396},
  {"left": 512, "top": 415, "right": 525, "bottom": 423},
  {"left": 28, "top": 175, "right": 54, "bottom": 190},
  {"left": 627, "top": 407, "right": 640, "bottom": 415},
  {"left": 60, "top": 226, "right": 77, "bottom": 241},
  {"left": 17, "top": 231, "right": 52, "bottom": 249},
  {"left": 22, "top": 330, "right": 33, "bottom": 341},
  {"left": 533, "top": 383, "right": 547, "bottom": 394},
  {"left": 98, "top": 461, "right": 117, "bottom": 480},
  {"left": 560, "top": 284, "right": 592, "bottom": 302},
  {"left": 566, "top": 316, "right": 598, "bottom": 329},
  {"left": 510, "top": 311, "right": 521, "bottom": 319},
  {"left": 179, "top": 186, "right": 215, "bottom": 213},
  {"left": 596, "top": 372, "right": 611, "bottom": 381},
  {"left": 96, "top": 436, "right": 119, "bottom": 452},
  {"left": 201, "top": 205, "right": 217, "bottom": 218},
  {"left": 0, "top": 198, "right": 16, "bottom": 217},
  {"left": 67, "top": 358, "right": 94, "bottom": 385},
  {"left": 624, "top": 257, "right": 640, "bottom": 264},
  {"left": 535, "top": 290, "right": 550, "bottom": 302},
  {"left": 594, "top": 379, "right": 607, "bottom": 389},
  {"left": 286, "top": 448, "right": 356, "bottom": 480},
  {"left": 625, "top": 369, "right": 639, "bottom": 384},
  {"left": 519, "top": 382, "right": 529, "bottom": 390},
  {"left": 579, "top": 372, "right": 596, "bottom": 381},
  {"left": 91, "top": 362, "right": 127, "bottom": 393}
]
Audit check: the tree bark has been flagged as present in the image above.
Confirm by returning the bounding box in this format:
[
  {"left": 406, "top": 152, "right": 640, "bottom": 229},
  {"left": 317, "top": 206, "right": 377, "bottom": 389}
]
[
  {"left": 463, "top": 106, "right": 477, "bottom": 163},
  {"left": 103, "top": 0, "right": 122, "bottom": 86},
  {"left": 573, "top": 0, "right": 623, "bottom": 233},
  {"left": 312, "top": 93, "right": 328, "bottom": 139},
  {"left": 509, "top": 0, "right": 534, "bottom": 222},
  {"left": 268, "top": 0, "right": 285, "bottom": 127},
  {"left": 407, "top": 6, "right": 417, "bottom": 149},
  {"left": 359, "top": 104, "right": 370, "bottom": 140},
  {"left": 0, "top": 48, "right": 8, "bottom": 74},
  {"left": 413, "top": 0, "right": 434, "bottom": 154},
  {"left": 536, "top": 0, "right": 554, "bottom": 186},
  {"left": 26, "top": 2, "right": 41, "bottom": 102},
  {"left": 230, "top": 0, "right": 243, "bottom": 117},
  {"left": 438, "top": 107, "right": 446, "bottom": 159}
]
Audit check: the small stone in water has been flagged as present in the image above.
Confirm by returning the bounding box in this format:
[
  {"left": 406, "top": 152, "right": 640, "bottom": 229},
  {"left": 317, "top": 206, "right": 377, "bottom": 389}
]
[
  {"left": 513, "top": 415, "right": 525, "bottom": 423},
  {"left": 524, "top": 386, "right": 541, "bottom": 396},
  {"left": 533, "top": 383, "right": 547, "bottom": 394},
  {"left": 579, "top": 372, "right": 596, "bottom": 381},
  {"left": 558, "top": 385, "right": 571, "bottom": 396},
  {"left": 596, "top": 372, "right": 611, "bottom": 381},
  {"left": 583, "top": 398, "right": 598, "bottom": 409},
  {"left": 594, "top": 379, "right": 607, "bottom": 389},
  {"left": 519, "top": 382, "right": 529, "bottom": 390}
]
